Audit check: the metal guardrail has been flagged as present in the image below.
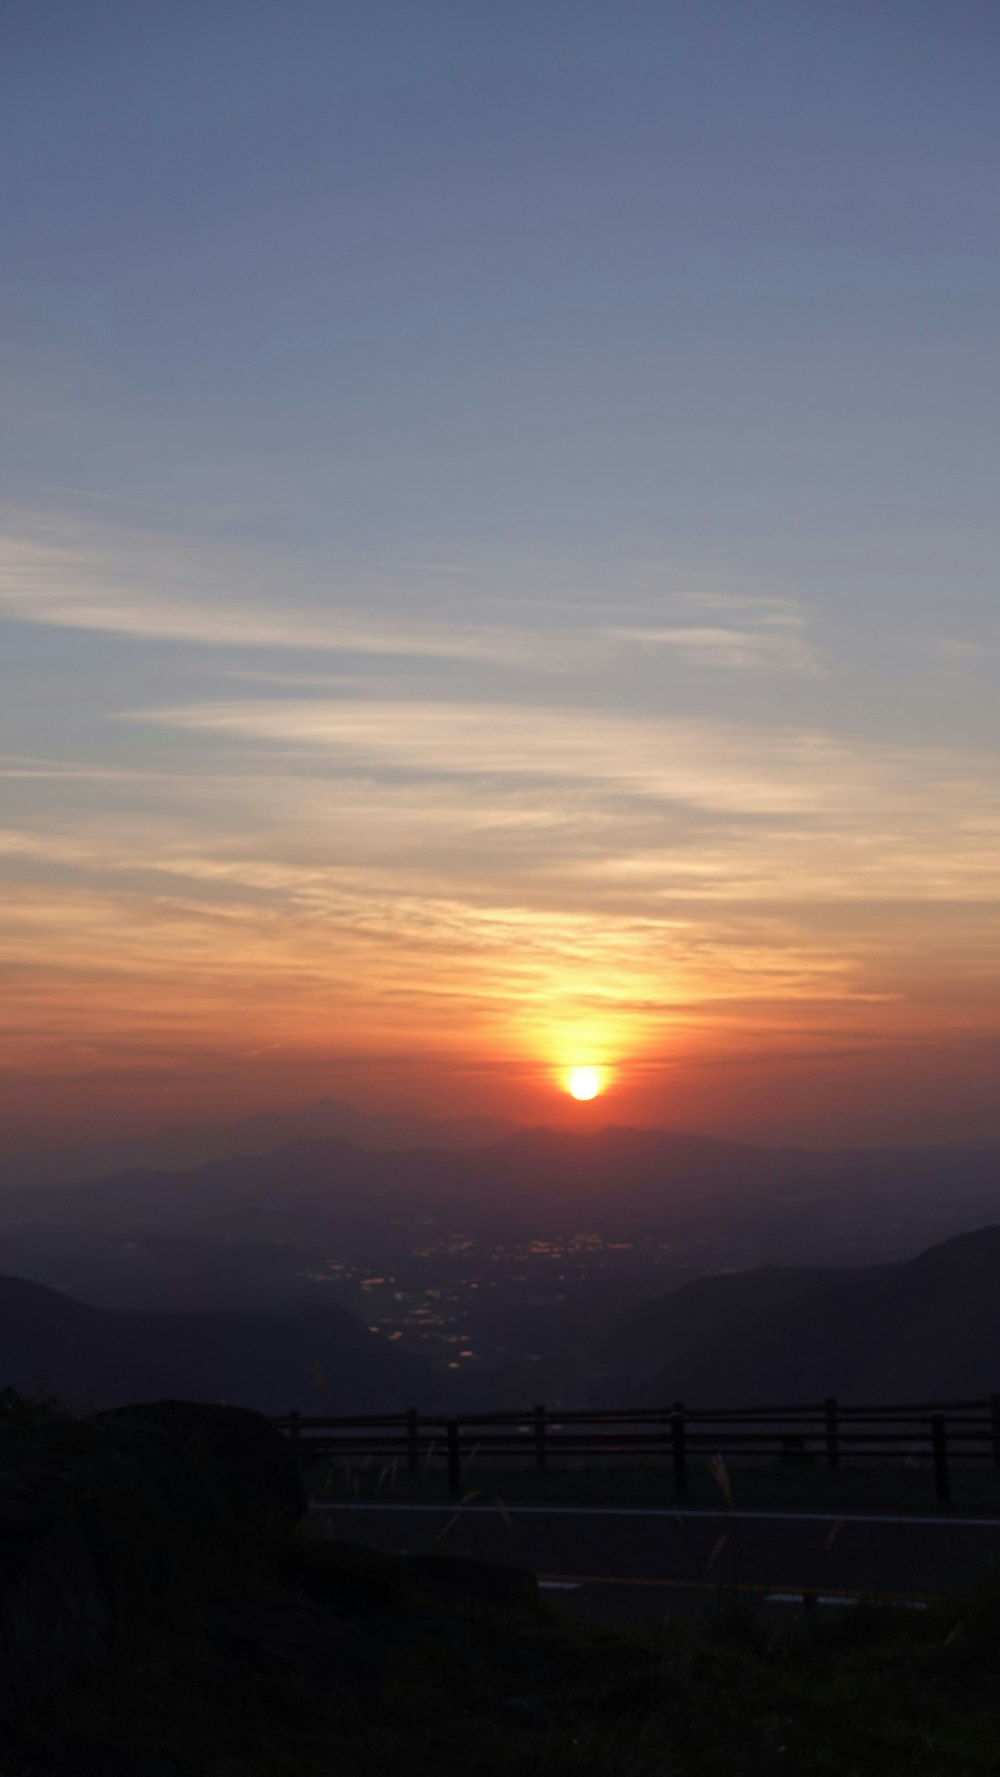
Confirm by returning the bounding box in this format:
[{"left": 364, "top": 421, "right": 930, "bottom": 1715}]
[{"left": 272, "top": 1395, "right": 1000, "bottom": 1504}]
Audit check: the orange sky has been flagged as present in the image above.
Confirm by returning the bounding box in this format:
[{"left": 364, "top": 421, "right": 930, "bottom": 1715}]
[
  {"left": 3, "top": 7, "right": 1000, "bottom": 1156},
  {"left": 2, "top": 832, "right": 998, "bottom": 1152}
]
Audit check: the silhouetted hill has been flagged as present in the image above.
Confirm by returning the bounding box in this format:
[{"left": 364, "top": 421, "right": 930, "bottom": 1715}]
[
  {"left": 0, "top": 1273, "right": 418, "bottom": 1414},
  {"left": 0, "top": 1275, "right": 176, "bottom": 1408},
  {"left": 592, "top": 1264, "right": 834, "bottom": 1394},
  {"left": 641, "top": 1227, "right": 1000, "bottom": 1404}
]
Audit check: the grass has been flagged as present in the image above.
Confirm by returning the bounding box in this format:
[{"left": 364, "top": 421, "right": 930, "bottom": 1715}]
[
  {"left": 6, "top": 1517, "right": 1000, "bottom": 1775},
  {"left": 304, "top": 1454, "right": 1000, "bottom": 1516}
]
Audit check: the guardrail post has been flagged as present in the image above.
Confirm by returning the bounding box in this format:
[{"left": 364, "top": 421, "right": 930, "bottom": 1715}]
[
  {"left": 991, "top": 1395, "right": 1000, "bottom": 1474},
  {"left": 670, "top": 1401, "right": 688, "bottom": 1501},
  {"left": 533, "top": 1403, "right": 548, "bottom": 1473},
  {"left": 406, "top": 1408, "right": 420, "bottom": 1477},
  {"left": 931, "top": 1413, "right": 950, "bottom": 1504},
  {"left": 446, "top": 1418, "right": 461, "bottom": 1498},
  {"left": 824, "top": 1396, "right": 840, "bottom": 1470}
]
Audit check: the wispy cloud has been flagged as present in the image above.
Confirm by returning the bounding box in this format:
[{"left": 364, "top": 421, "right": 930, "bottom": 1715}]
[
  {"left": 0, "top": 533, "right": 522, "bottom": 662},
  {"left": 606, "top": 624, "right": 814, "bottom": 671},
  {"left": 0, "top": 525, "right": 816, "bottom": 675},
  {"left": 135, "top": 695, "right": 989, "bottom": 824}
]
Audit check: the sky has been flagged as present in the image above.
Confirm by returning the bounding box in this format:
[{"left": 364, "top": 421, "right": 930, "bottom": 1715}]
[{"left": 2, "top": 0, "right": 999, "bottom": 1152}]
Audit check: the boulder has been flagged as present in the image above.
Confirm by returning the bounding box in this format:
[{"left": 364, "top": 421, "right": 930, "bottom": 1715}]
[
  {"left": 99, "top": 1400, "right": 307, "bottom": 1534},
  {"left": 0, "top": 1489, "right": 110, "bottom": 1716},
  {"left": 403, "top": 1552, "right": 538, "bottom": 1603},
  {"left": 209, "top": 1600, "right": 381, "bottom": 1689},
  {"left": 0, "top": 1728, "right": 183, "bottom": 1777},
  {"left": 281, "top": 1535, "right": 403, "bottom": 1617},
  {"left": 0, "top": 1415, "right": 227, "bottom": 1714}
]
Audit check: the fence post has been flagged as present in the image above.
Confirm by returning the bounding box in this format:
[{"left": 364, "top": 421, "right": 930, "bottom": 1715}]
[
  {"left": 446, "top": 1418, "right": 461, "bottom": 1498},
  {"left": 931, "top": 1413, "right": 950, "bottom": 1504},
  {"left": 671, "top": 1401, "right": 688, "bottom": 1501},
  {"left": 824, "top": 1396, "right": 840, "bottom": 1471},
  {"left": 533, "top": 1403, "right": 548, "bottom": 1474},
  {"left": 990, "top": 1395, "right": 1000, "bottom": 1474},
  {"left": 406, "top": 1408, "right": 420, "bottom": 1477}
]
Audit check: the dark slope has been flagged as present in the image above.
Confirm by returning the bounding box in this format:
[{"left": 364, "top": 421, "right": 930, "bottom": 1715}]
[
  {"left": 595, "top": 1264, "right": 834, "bottom": 1394},
  {"left": 0, "top": 1274, "right": 176, "bottom": 1409},
  {"left": 0, "top": 1273, "right": 415, "bottom": 1414},
  {"left": 644, "top": 1226, "right": 1000, "bottom": 1404}
]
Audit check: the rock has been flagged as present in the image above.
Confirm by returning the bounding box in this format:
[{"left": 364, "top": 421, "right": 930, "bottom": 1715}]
[
  {"left": 3, "top": 1731, "right": 183, "bottom": 1777},
  {"left": 0, "top": 1496, "right": 111, "bottom": 1716},
  {"left": 209, "top": 1601, "right": 381, "bottom": 1689},
  {"left": 403, "top": 1553, "right": 538, "bottom": 1603},
  {"left": 0, "top": 1415, "right": 226, "bottom": 1714},
  {"left": 99, "top": 1400, "right": 307, "bottom": 1534},
  {"left": 505, "top": 1697, "right": 541, "bottom": 1724},
  {"left": 281, "top": 1535, "right": 403, "bottom": 1616}
]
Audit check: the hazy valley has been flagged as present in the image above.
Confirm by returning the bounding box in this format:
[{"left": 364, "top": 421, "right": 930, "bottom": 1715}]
[{"left": 1, "top": 1105, "right": 998, "bottom": 1415}]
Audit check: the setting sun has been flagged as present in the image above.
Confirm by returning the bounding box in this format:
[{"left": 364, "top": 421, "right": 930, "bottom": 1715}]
[{"left": 567, "top": 1066, "right": 603, "bottom": 1101}]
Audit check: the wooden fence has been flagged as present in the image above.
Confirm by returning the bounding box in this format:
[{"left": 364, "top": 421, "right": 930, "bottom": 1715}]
[{"left": 272, "top": 1395, "right": 1000, "bottom": 1505}]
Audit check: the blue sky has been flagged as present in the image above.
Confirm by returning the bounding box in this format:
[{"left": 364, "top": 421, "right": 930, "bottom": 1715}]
[{"left": 1, "top": 1, "right": 999, "bottom": 1147}]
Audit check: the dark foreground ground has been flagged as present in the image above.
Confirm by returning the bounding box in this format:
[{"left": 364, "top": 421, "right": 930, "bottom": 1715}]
[{"left": 7, "top": 1516, "right": 1000, "bottom": 1776}]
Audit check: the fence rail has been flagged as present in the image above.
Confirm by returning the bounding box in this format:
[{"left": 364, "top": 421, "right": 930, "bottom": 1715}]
[{"left": 272, "top": 1394, "right": 1000, "bottom": 1505}]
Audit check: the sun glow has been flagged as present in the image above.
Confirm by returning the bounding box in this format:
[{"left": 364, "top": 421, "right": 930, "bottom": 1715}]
[{"left": 567, "top": 1065, "right": 603, "bottom": 1101}]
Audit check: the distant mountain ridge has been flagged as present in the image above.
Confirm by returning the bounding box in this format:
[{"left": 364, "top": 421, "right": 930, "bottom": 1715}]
[
  {"left": 0, "top": 1097, "right": 519, "bottom": 1190},
  {"left": 1, "top": 1123, "right": 998, "bottom": 1259}
]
